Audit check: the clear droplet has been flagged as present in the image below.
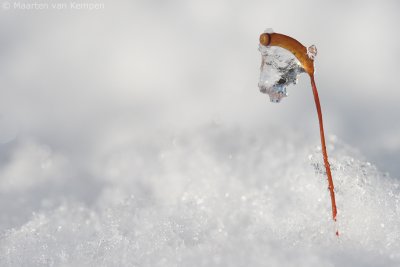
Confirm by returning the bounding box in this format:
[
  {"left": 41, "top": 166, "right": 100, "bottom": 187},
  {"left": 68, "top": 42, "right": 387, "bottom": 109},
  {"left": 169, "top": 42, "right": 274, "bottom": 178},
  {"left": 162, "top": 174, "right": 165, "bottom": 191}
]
[{"left": 307, "top": 45, "right": 318, "bottom": 60}]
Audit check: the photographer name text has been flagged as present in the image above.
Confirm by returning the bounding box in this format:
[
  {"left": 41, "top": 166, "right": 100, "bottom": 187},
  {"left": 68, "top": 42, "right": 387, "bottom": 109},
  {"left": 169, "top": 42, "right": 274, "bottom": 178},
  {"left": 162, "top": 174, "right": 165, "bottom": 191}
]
[{"left": 2, "top": 1, "right": 105, "bottom": 10}]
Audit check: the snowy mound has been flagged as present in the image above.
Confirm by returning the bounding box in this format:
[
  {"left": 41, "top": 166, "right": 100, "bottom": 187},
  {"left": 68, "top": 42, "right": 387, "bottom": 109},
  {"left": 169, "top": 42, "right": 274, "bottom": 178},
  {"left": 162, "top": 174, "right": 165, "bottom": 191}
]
[{"left": 1, "top": 126, "right": 400, "bottom": 266}]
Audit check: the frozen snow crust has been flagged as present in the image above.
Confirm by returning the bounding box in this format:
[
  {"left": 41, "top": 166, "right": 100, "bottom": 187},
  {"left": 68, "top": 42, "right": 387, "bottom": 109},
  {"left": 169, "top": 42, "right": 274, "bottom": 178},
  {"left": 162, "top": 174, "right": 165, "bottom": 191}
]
[{"left": 1, "top": 125, "right": 400, "bottom": 267}]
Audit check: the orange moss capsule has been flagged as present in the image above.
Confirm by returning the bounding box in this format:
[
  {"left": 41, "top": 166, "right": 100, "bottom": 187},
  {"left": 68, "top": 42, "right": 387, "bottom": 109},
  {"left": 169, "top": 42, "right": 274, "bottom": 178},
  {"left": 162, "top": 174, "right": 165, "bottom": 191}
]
[{"left": 260, "top": 32, "right": 314, "bottom": 75}]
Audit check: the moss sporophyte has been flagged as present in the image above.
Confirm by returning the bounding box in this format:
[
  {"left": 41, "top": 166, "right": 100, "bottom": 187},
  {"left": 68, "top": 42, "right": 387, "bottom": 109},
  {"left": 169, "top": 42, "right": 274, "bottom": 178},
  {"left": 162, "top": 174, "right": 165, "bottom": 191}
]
[{"left": 258, "top": 29, "right": 338, "bottom": 236}]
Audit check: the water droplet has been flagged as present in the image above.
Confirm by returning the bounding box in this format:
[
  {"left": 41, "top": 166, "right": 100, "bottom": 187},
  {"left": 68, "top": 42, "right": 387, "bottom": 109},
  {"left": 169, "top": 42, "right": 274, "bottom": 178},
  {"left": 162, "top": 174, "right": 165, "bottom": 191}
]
[{"left": 307, "top": 45, "right": 318, "bottom": 60}]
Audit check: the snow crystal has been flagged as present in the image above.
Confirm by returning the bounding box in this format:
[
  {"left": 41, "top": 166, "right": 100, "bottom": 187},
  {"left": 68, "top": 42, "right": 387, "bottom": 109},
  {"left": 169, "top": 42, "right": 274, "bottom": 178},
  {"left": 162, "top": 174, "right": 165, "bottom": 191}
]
[
  {"left": 258, "top": 44, "right": 304, "bottom": 103},
  {"left": 1, "top": 126, "right": 400, "bottom": 267},
  {"left": 263, "top": 28, "right": 274, "bottom": 34}
]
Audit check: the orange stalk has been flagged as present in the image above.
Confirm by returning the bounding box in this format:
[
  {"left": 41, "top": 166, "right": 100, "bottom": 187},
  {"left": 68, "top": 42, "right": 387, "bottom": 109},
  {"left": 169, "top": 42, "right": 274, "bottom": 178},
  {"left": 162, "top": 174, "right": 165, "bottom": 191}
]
[{"left": 260, "top": 31, "right": 338, "bottom": 235}]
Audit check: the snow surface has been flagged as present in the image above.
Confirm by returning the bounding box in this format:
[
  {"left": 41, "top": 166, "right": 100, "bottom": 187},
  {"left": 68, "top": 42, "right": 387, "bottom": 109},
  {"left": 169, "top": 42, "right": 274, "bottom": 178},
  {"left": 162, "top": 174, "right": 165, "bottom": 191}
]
[{"left": 1, "top": 126, "right": 400, "bottom": 267}]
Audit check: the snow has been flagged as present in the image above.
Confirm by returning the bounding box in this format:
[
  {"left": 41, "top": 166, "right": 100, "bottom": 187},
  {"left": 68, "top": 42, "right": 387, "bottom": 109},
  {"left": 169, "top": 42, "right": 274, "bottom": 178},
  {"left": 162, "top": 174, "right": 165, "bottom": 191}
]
[
  {"left": 263, "top": 28, "right": 275, "bottom": 34},
  {"left": 258, "top": 45, "right": 304, "bottom": 103},
  {"left": 1, "top": 126, "right": 400, "bottom": 266}
]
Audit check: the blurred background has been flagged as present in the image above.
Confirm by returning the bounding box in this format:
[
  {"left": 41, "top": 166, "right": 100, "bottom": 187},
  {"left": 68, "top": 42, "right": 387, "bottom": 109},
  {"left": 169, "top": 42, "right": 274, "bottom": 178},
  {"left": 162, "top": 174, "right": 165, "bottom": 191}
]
[
  {"left": 1, "top": 0, "right": 399, "bottom": 178},
  {"left": 1, "top": 0, "right": 399, "bottom": 207}
]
